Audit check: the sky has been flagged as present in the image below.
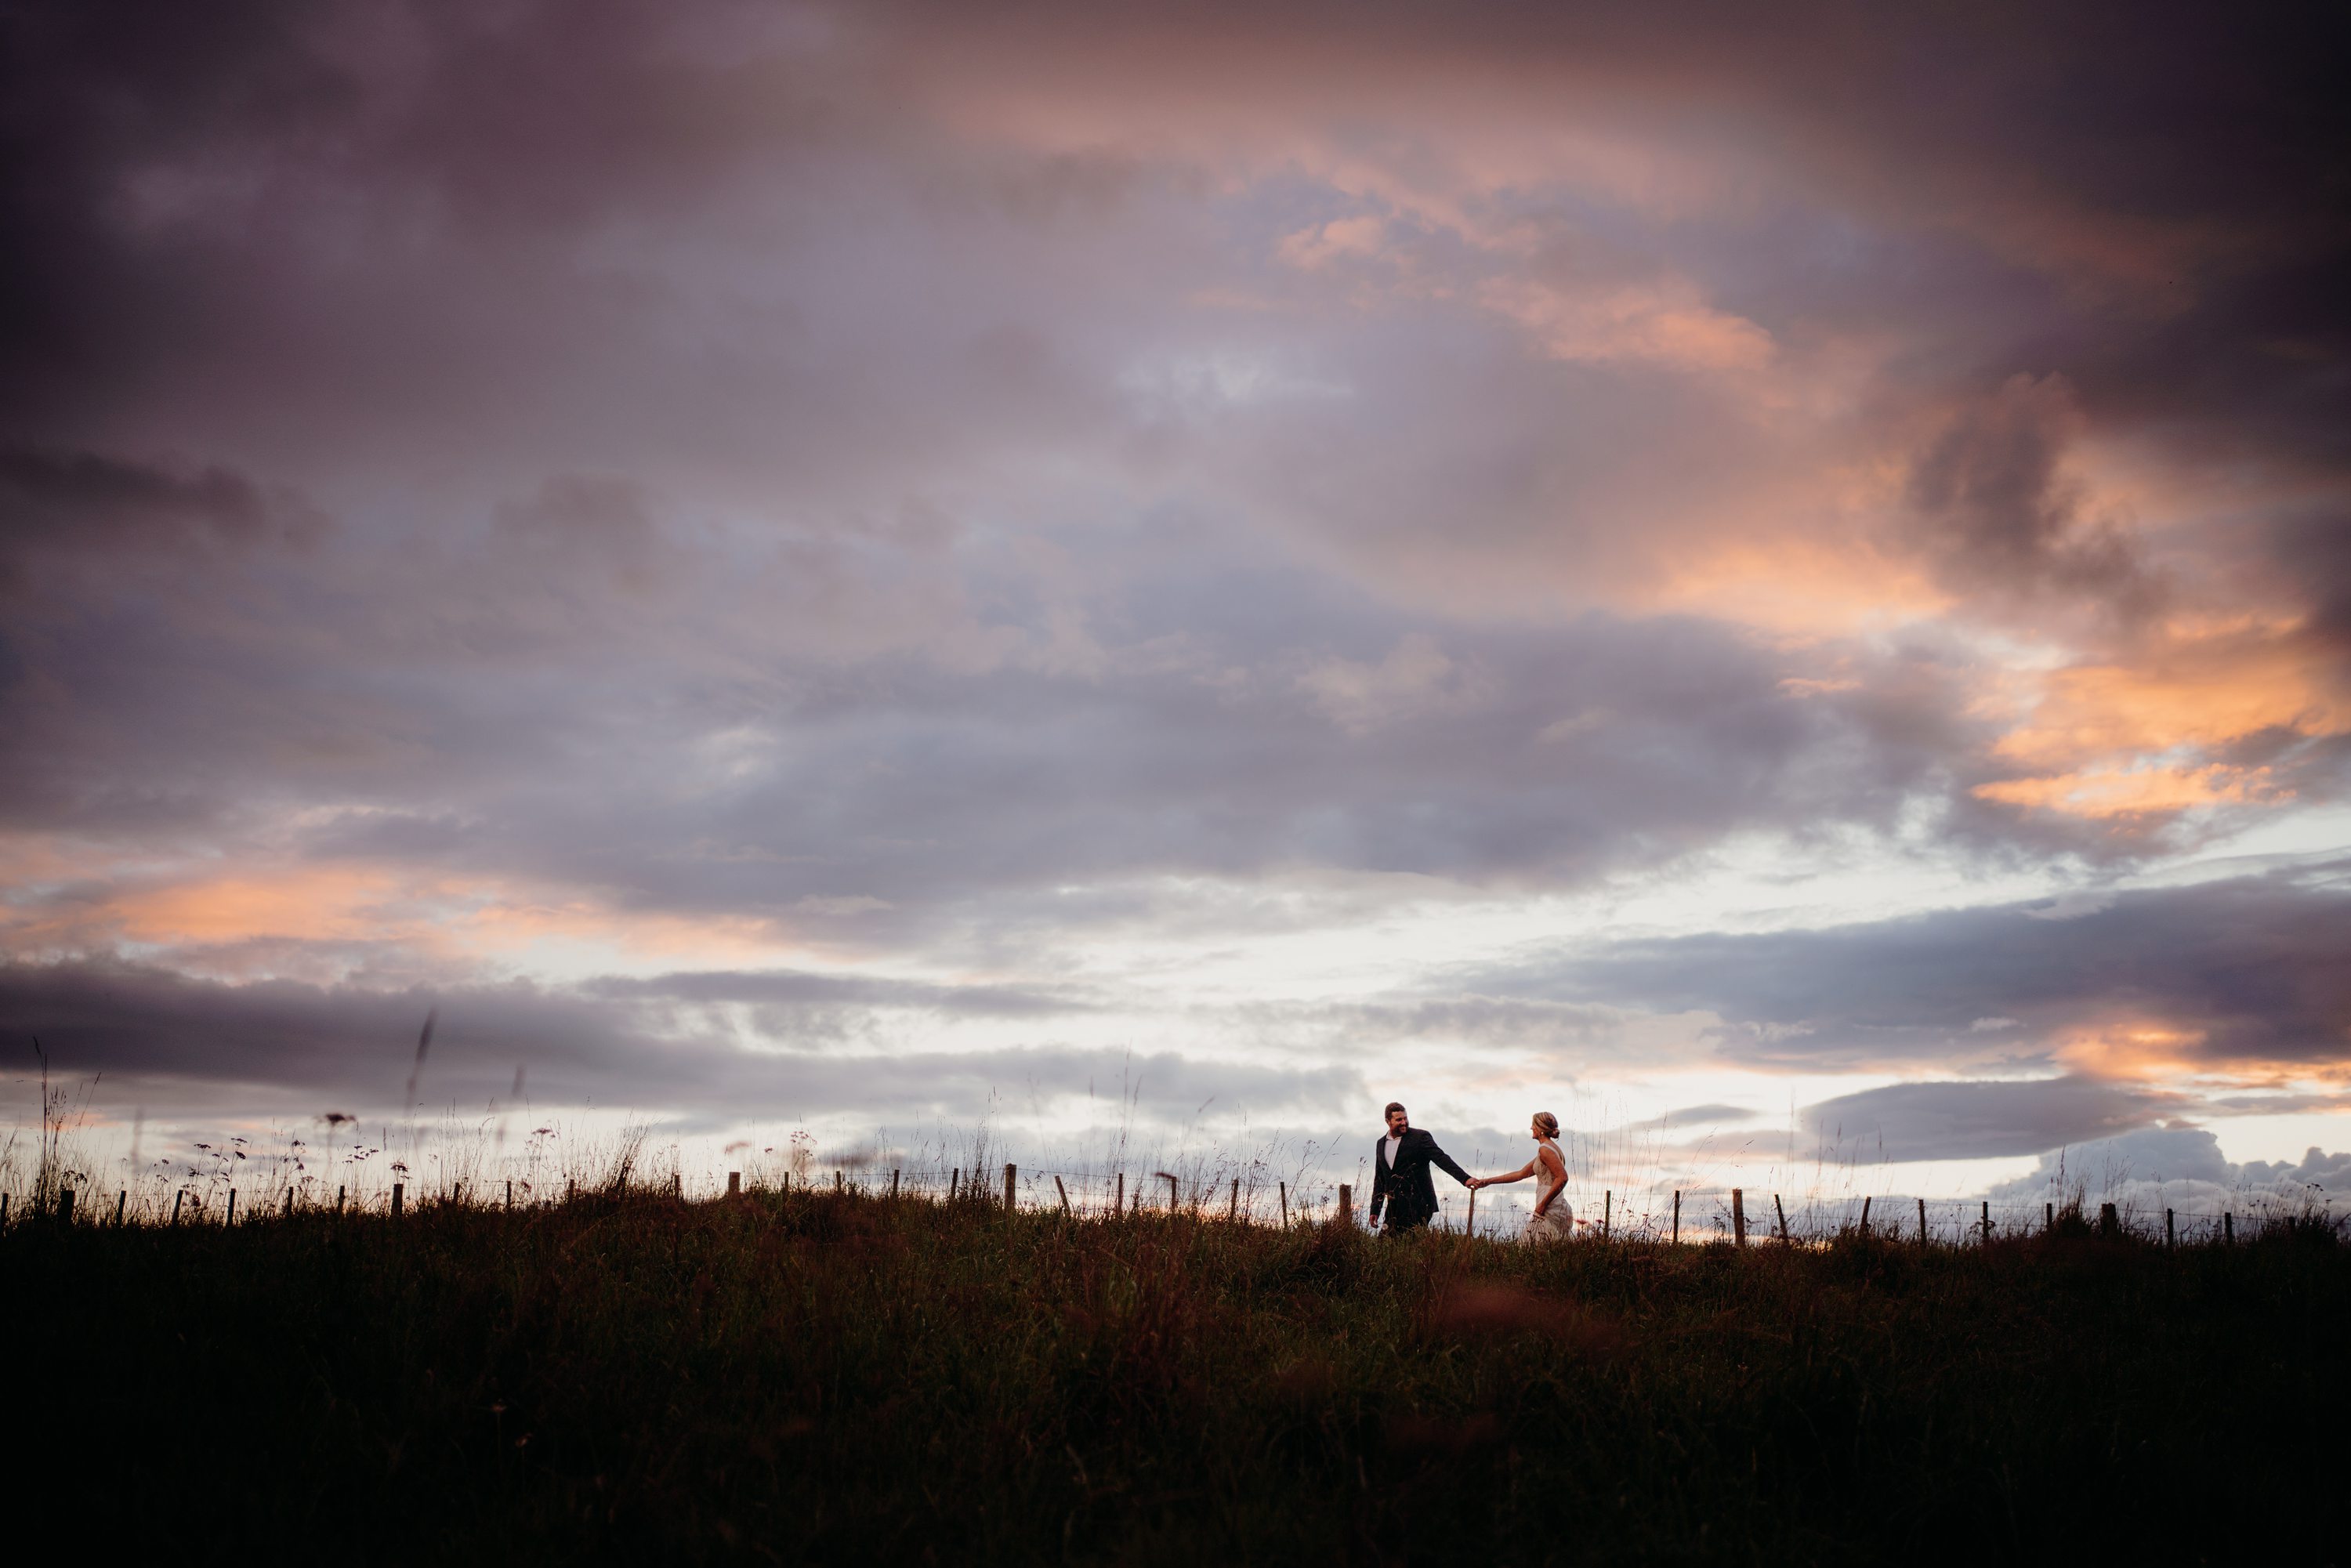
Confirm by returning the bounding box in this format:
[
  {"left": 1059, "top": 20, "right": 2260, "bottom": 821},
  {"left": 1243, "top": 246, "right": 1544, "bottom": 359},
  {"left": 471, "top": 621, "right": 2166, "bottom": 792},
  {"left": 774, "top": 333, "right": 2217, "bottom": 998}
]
[{"left": 3, "top": 0, "right": 2349, "bottom": 1222}]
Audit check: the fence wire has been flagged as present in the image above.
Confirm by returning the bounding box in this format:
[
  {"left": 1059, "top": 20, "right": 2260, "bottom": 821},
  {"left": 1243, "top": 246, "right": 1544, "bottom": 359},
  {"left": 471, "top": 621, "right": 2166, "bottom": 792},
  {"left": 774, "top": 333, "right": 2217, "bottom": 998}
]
[{"left": 7, "top": 1161, "right": 2342, "bottom": 1248}]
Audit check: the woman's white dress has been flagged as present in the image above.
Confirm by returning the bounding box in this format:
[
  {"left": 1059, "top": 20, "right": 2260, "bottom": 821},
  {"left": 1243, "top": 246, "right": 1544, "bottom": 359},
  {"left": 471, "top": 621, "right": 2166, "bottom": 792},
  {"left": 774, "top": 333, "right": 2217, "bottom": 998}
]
[{"left": 1521, "top": 1136, "right": 1573, "bottom": 1243}]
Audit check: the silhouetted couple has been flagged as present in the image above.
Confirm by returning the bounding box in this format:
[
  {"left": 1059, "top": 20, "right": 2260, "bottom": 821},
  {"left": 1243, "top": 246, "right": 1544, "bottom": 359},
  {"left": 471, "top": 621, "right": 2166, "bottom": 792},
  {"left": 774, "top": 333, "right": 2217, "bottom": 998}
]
[{"left": 1368, "top": 1101, "right": 1572, "bottom": 1242}]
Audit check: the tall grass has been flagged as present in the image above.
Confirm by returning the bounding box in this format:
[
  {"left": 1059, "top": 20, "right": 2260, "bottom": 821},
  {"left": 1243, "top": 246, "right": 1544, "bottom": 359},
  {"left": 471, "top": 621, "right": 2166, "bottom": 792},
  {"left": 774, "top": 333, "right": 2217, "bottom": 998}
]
[{"left": 3, "top": 1179, "right": 2342, "bottom": 1562}]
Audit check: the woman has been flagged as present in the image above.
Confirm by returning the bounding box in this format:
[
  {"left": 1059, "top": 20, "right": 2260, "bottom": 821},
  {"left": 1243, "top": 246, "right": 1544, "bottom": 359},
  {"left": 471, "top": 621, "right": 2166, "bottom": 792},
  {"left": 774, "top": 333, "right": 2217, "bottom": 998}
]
[{"left": 1470, "top": 1112, "right": 1573, "bottom": 1243}]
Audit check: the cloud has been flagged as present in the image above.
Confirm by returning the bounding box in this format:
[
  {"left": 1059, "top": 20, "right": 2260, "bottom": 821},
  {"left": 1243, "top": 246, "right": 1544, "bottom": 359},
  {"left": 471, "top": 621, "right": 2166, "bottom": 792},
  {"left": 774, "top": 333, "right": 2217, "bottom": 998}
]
[
  {"left": 1294, "top": 632, "right": 1498, "bottom": 735},
  {"left": 1478, "top": 867, "right": 2351, "bottom": 1075},
  {"left": 581, "top": 966, "right": 1092, "bottom": 1019},
  {"left": 0, "top": 2, "right": 2338, "bottom": 882},
  {"left": 1902, "top": 375, "right": 2161, "bottom": 621},
  {"left": 0, "top": 0, "right": 2347, "bottom": 1144},
  {"left": 0, "top": 447, "right": 324, "bottom": 584},
  {"left": 1802, "top": 1077, "right": 2175, "bottom": 1162},
  {"left": 1630, "top": 1103, "right": 1757, "bottom": 1132},
  {"left": 1987, "top": 1127, "right": 2351, "bottom": 1211},
  {"left": 0, "top": 956, "right": 1351, "bottom": 1124},
  {"left": 0, "top": 527, "right": 2006, "bottom": 948}
]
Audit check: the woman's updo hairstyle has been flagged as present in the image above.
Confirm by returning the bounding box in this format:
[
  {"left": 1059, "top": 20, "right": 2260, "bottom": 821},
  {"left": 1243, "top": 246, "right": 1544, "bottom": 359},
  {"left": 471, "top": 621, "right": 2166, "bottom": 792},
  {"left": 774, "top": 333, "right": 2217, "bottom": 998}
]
[{"left": 1532, "top": 1111, "right": 1559, "bottom": 1138}]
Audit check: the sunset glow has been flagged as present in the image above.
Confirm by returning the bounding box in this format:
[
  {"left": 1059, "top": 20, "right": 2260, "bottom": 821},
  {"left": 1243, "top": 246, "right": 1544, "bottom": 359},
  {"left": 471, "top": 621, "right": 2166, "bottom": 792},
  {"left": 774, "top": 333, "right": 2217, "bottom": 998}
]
[{"left": 2, "top": 0, "right": 2346, "bottom": 1221}]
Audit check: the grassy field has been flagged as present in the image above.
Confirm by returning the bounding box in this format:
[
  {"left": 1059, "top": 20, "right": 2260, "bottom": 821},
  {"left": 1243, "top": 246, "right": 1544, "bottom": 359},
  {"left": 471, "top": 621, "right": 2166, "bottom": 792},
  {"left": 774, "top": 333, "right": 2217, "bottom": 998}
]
[{"left": 5, "top": 1189, "right": 2342, "bottom": 1564}]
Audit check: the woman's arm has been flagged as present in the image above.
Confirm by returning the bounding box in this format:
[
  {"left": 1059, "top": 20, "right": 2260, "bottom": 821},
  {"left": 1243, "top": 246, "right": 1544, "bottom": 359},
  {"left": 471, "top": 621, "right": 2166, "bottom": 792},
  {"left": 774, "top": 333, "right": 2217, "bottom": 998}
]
[{"left": 1473, "top": 1158, "right": 1539, "bottom": 1189}]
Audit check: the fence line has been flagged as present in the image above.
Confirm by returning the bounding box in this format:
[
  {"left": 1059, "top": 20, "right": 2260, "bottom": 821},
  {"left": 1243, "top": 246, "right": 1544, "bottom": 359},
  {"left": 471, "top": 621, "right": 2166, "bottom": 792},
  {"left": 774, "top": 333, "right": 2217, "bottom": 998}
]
[{"left": 3, "top": 1158, "right": 2344, "bottom": 1251}]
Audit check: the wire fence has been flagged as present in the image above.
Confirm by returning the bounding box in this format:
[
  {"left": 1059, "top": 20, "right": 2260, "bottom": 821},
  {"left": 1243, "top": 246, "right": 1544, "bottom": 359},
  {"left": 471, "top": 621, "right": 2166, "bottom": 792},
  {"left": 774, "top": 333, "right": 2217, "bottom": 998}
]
[{"left": 8, "top": 1158, "right": 2342, "bottom": 1250}]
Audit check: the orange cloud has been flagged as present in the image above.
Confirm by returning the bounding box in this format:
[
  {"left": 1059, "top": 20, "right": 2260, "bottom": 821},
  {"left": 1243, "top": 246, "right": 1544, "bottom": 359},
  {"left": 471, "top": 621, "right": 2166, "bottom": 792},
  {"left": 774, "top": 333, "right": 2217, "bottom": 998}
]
[
  {"left": 1989, "top": 635, "right": 2346, "bottom": 773},
  {"left": 1276, "top": 213, "right": 1389, "bottom": 270},
  {"left": 1969, "top": 617, "right": 2349, "bottom": 820},
  {"left": 1644, "top": 531, "right": 1947, "bottom": 636},
  {"left": 2052, "top": 1019, "right": 2351, "bottom": 1087},
  {"left": 0, "top": 849, "right": 817, "bottom": 974},
  {"left": 1478, "top": 275, "right": 1777, "bottom": 374},
  {"left": 1974, "top": 763, "right": 2282, "bottom": 820},
  {"left": 110, "top": 865, "right": 420, "bottom": 944}
]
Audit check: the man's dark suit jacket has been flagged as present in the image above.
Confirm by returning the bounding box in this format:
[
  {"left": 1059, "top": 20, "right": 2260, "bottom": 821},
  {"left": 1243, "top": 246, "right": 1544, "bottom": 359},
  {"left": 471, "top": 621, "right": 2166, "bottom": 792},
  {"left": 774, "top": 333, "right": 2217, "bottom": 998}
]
[{"left": 1367, "top": 1127, "right": 1472, "bottom": 1232}]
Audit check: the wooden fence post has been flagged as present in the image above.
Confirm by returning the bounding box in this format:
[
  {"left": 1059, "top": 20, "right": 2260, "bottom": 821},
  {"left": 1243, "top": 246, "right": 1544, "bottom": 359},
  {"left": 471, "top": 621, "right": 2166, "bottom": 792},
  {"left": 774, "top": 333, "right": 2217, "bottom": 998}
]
[
  {"left": 567, "top": 1178, "right": 576, "bottom": 1204},
  {"left": 1858, "top": 1196, "right": 1870, "bottom": 1237},
  {"left": 835, "top": 1170, "right": 844, "bottom": 1194},
  {"left": 1775, "top": 1193, "right": 1789, "bottom": 1244},
  {"left": 506, "top": 1179, "right": 514, "bottom": 1210},
  {"left": 336, "top": 1186, "right": 346, "bottom": 1215},
  {"left": 392, "top": 1183, "right": 403, "bottom": 1217},
  {"left": 2098, "top": 1202, "right": 2117, "bottom": 1237},
  {"left": 284, "top": 1186, "right": 294, "bottom": 1219},
  {"left": 951, "top": 1168, "right": 960, "bottom": 1201},
  {"left": 1114, "top": 1172, "right": 1124, "bottom": 1215},
  {"left": 1004, "top": 1163, "right": 1016, "bottom": 1214},
  {"left": 1055, "top": 1175, "right": 1070, "bottom": 1215},
  {"left": 1278, "top": 1181, "right": 1288, "bottom": 1228},
  {"left": 1732, "top": 1189, "right": 1746, "bottom": 1248},
  {"left": 1338, "top": 1182, "right": 1353, "bottom": 1228},
  {"left": 58, "top": 1186, "right": 75, "bottom": 1225},
  {"left": 1229, "top": 1178, "right": 1239, "bottom": 1222},
  {"left": 1672, "top": 1189, "right": 1681, "bottom": 1245},
  {"left": 2165, "top": 1208, "right": 2175, "bottom": 1249},
  {"left": 2224, "top": 1211, "right": 2234, "bottom": 1245},
  {"left": 116, "top": 1190, "right": 127, "bottom": 1226},
  {"left": 1981, "top": 1200, "right": 1991, "bottom": 1244},
  {"left": 1917, "top": 1197, "right": 1927, "bottom": 1244},
  {"left": 226, "top": 1188, "right": 235, "bottom": 1226},
  {"left": 172, "top": 1190, "right": 183, "bottom": 1225},
  {"left": 1164, "top": 1172, "right": 1179, "bottom": 1212},
  {"left": 2045, "top": 1200, "right": 2053, "bottom": 1232},
  {"left": 723, "top": 1171, "right": 737, "bottom": 1197},
  {"left": 1465, "top": 1186, "right": 1476, "bottom": 1237},
  {"left": 891, "top": 1168, "right": 901, "bottom": 1200},
  {"left": 1602, "top": 1190, "right": 1611, "bottom": 1240}
]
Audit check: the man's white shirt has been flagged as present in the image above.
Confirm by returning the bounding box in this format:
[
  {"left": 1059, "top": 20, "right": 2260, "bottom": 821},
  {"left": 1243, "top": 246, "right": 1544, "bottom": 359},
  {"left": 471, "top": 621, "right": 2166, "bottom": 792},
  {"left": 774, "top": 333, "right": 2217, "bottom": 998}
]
[{"left": 1382, "top": 1133, "right": 1403, "bottom": 1171}]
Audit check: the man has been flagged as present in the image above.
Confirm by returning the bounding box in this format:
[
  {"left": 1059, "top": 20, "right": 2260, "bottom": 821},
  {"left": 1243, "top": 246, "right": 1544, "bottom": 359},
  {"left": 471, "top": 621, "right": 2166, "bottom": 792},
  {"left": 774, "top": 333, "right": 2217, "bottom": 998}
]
[{"left": 1367, "top": 1101, "right": 1472, "bottom": 1235}]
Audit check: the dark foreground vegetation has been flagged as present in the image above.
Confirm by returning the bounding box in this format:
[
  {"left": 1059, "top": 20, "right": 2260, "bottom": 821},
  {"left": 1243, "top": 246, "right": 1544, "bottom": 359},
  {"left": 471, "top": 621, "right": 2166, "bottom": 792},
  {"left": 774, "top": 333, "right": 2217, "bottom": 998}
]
[{"left": 5, "top": 1190, "right": 2343, "bottom": 1565}]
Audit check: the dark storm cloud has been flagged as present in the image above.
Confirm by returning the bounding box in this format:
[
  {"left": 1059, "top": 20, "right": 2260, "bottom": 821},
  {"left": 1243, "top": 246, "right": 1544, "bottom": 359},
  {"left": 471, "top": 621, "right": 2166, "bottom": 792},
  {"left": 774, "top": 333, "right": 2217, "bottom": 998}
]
[
  {"left": 883, "top": 0, "right": 2351, "bottom": 663},
  {"left": 4, "top": 0, "right": 2342, "bottom": 556},
  {"left": 0, "top": 447, "right": 321, "bottom": 556},
  {"left": 0, "top": 0, "right": 824, "bottom": 431},
  {"left": 1473, "top": 867, "right": 2351, "bottom": 1073},
  {"left": 0, "top": 0, "right": 2338, "bottom": 657},
  {"left": 0, "top": 956, "right": 1349, "bottom": 1120},
  {"left": 1801, "top": 1077, "right": 2174, "bottom": 1163},
  {"left": 2, "top": 956, "right": 646, "bottom": 1106},
  {"left": 2274, "top": 511, "right": 2351, "bottom": 671},
  {"left": 1902, "top": 375, "right": 2161, "bottom": 621}
]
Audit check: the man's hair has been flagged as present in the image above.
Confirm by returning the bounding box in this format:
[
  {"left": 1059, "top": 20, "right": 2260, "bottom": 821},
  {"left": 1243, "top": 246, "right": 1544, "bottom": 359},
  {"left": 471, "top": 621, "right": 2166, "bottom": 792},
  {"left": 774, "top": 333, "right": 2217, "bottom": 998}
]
[{"left": 1384, "top": 1102, "right": 1407, "bottom": 1118}]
